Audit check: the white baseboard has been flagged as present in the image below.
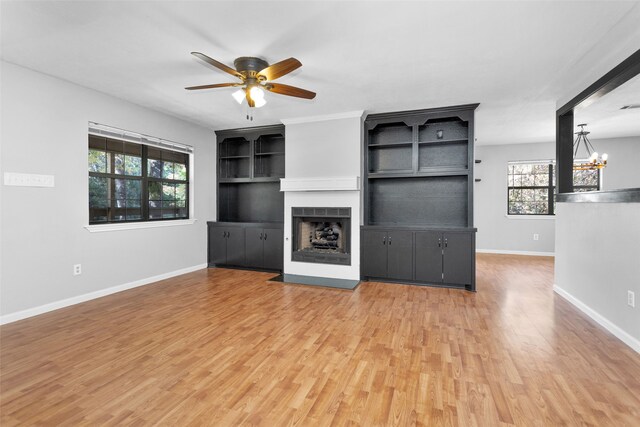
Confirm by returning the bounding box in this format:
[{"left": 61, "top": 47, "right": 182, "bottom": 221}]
[
  {"left": 553, "top": 285, "right": 640, "bottom": 354},
  {"left": 0, "top": 263, "right": 208, "bottom": 325},
  {"left": 476, "top": 249, "right": 555, "bottom": 257}
]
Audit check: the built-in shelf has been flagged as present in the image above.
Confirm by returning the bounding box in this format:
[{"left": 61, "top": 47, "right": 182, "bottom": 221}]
[
  {"left": 368, "top": 141, "right": 413, "bottom": 148},
  {"left": 418, "top": 138, "right": 468, "bottom": 145},
  {"left": 368, "top": 169, "right": 469, "bottom": 179},
  {"left": 364, "top": 105, "right": 478, "bottom": 228},
  {"left": 367, "top": 175, "right": 469, "bottom": 227},
  {"left": 419, "top": 141, "right": 468, "bottom": 171},
  {"left": 216, "top": 125, "right": 285, "bottom": 223},
  {"left": 219, "top": 155, "right": 251, "bottom": 159},
  {"left": 362, "top": 105, "right": 478, "bottom": 291}
]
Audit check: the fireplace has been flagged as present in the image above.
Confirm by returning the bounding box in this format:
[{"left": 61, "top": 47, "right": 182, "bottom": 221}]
[{"left": 292, "top": 207, "right": 351, "bottom": 265}]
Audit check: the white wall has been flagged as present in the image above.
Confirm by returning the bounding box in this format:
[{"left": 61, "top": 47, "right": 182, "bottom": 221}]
[
  {"left": 474, "top": 136, "right": 639, "bottom": 255},
  {"left": 283, "top": 115, "right": 362, "bottom": 281},
  {"left": 0, "top": 61, "right": 215, "bottom": 319},
  {"left": 284, "top": 117, "right": 362, "bottom": 179},
  {"left": 555, "top": 203, "right": 640, "bottom": 351},
  {"left": 592, "top": 137, "right": 640, "bottom": 191},
  {"left": 474, "top": 142, "right": 556, "bottom": 254}
]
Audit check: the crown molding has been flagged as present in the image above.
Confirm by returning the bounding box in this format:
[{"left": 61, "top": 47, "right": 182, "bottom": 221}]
[{"left": 281, "top": 110, "right": 365, "bottom": 125}]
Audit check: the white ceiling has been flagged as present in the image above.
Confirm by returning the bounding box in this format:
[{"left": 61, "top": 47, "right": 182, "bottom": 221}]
[
  {"left": 1, "top": 1, "right": 639, "bottom": 145},
  {"left": 575, "top": 73, "right": 640, "bottom": 140}
]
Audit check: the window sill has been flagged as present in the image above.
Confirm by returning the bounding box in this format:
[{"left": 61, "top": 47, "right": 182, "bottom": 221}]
[
  {"left": 505, "top": 215, "right": 555, "bottom": 220},
  {"left": 84, "top": 219, "right": 197, "bottom": 233}
]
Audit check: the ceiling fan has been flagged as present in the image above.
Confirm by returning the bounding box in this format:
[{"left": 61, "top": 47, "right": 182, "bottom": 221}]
[{"left": 186, "top": 52, "right": 316, "bottom": 108}]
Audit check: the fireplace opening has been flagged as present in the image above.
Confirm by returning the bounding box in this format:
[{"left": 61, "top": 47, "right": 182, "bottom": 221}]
[{"left": 292, "top": 207, "right": 351, "bottom": 265}]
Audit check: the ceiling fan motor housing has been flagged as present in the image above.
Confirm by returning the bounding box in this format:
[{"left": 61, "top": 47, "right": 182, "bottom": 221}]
[{"left": 234, "top": 57, "right": 269, "bottom": 75}]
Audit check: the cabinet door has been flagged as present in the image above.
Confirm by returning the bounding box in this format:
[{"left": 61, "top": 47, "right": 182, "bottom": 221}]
[
  {"left": 362, "top": 230, "right": 388, "bottom": 278},
  {"left": 415, "top": 231, "right": 443, "bottom": 283},
  {"left": 225, "top": 228, "right": 246, "bottom": 266},
  {"left": 244, "top": 227, "right": 264, "bottom": 268},
  {"left": 263, "top": 228, "right": 283, "bottom": 271},
  {"left": 443, "top": 232, "right": 472, "bottom": 285},
  {"left": 386, "top": 230, "right": 413, "bottom": 281},
  {"left": 209, "top": 226, "right": 227, "bottom": 266}
]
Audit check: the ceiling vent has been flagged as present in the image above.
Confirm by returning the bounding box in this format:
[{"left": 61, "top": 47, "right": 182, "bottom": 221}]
[{"left": 620, "top": 104, "right": 640, "bottom": 110}]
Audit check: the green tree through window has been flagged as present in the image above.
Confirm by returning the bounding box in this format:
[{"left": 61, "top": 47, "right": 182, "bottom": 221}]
[
  {"left": 507, "top": 161, "right": 599, "bottom": 215},
  {"left": 88, "top": 135, "right": 189, "bottom": 224}
]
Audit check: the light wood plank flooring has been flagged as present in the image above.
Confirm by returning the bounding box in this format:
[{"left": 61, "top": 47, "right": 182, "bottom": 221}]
[{"left": 1, "top": 254, "right": 639, "bottom": 425}]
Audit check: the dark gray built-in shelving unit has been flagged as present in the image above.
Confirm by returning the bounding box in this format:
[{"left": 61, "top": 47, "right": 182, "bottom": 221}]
[
  {"left": 208, "top": 124, "right": 285, "bottom": 272},
  {"left": 362, "top": 104, "right": 479, "bottom": 291}
]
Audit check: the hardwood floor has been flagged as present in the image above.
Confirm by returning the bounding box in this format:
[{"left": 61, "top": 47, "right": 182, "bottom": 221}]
[{"left": 1, "top": 254, "right": 639, "bottom": 426}]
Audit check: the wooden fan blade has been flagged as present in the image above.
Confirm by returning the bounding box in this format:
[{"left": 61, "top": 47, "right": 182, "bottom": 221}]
[
  {"left": 185, "top": 83, "right": 239, "bottom": 90},
  {"left": 191, "top": 52, "right": 243, "bottom": 79},
  {"left": 266, "top": 83, "right": 316, "bottom": 99},
  {"left": 258, "top": 58, "right": 302, "bottom": 81}
]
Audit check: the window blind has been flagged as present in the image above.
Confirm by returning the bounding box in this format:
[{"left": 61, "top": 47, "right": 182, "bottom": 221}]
[{"left": 88, "top": 122, "right": 193, "bottom": 154}]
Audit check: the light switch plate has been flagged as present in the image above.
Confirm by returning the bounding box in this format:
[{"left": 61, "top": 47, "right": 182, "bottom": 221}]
[{"left": 4, "top": 172, "right": 55, "bottom": 187}]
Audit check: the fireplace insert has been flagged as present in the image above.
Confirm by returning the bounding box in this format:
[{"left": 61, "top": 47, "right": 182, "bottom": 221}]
[{"left": 292, "top": 207, "right": 351, "bottom": 265}]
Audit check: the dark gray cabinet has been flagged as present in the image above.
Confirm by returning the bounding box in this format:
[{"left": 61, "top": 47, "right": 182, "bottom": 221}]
[
  {"left": 263, "top": 228, "right": 284, "bottom": 271},
  {"left": 245, "top": 227, "right": 283, "bottom": 271},
  {"left": 362, "top": 230, "right": 413, "bottom": 281},
  {"left": 414, "top": 231, "right": 443, "bottom": 283},
  {"left": 208, "top": 222, "right": 283, "bottom": 272},
  {"left": 362, "top": 105, "right": 478, "bottom": 291},
  {"left": 442, "top": 232, "right": 473, "bottom": 285},
  {"left": 208, "top": 225, "right": 245, "bottom": 267},
  {"left": 211, "top": 124, "right": 285, "bottom": 274},
  {"left": 362, "top": 226, "right": 476, "bottom": 291},
  {"left": 244, "top": 227, "right": 263, "bottom": 268},
  {"left": 386, "top": 231, "right": 413, "bottom": 281},
  {"left": 362, "top": 230, "right": 388, "bottom": 278},
  {"left": 415, "top": 231, "right": 473, "bottom": 286}
]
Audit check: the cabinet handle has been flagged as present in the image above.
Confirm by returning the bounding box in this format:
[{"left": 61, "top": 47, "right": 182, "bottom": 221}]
[
  {"left": 444, "top": 238, "right": 448, "bottom": 248},
  {"left": 388, "top": 237, "right": 392, "bottom": 245},
  {"left": 259, "top": 232, "right": 263, "bottom": 240},
  {"left": 438, "top": 238, "right": 441, "bottom": 248},
  {"left": 383, "top": 236, "right": 386, "bottom": 245},
  {"left": 228, "top": 231, "right": 231, "bottom": 238},
  {"left": 223, "top": 231, "right": 226, "bottom": 238},
  {"left": 264, "top": 233, "right": 267, "bottom": 240}
]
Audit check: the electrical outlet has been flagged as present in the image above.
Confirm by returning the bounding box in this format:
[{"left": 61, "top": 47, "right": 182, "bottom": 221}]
[
  {"left": 533, "top": 234, "right": 539, "bottom": 241},
  {"left": 628, "top": 291, "right": 635, "bottom": 308},
  {"left": 73, "top": 264, "right": 82, "bottom": 276}
]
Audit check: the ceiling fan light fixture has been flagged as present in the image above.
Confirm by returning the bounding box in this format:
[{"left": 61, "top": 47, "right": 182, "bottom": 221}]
[
  {"left": 249, "top": 86, "right": 265, "bottom": 101},
  {"left": 253, "top": 96, "right": 266, "bottom": 108},
  {"left": 232, "top": 89, "right": 245, "bottom": 104},
  {"left": 247, "top": 86, "right": 266, "bottom": 108}
]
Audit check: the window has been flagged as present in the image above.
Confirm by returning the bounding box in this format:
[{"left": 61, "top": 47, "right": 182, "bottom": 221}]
[
  {"left": 507, "top": 161, "right": 600, "bottom": 215},
  {"left": 89, "top": 135, "right": 189, "bottom": 224}
]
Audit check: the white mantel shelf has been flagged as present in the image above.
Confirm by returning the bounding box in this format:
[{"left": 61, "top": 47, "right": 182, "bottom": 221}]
[{"left": 280, "top": 177, "right": 360, "bottom": 192}]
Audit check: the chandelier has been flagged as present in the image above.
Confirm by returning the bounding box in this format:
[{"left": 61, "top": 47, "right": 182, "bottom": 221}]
[{"left": 573, "top": 124, "right": 608, "bottom": 170}]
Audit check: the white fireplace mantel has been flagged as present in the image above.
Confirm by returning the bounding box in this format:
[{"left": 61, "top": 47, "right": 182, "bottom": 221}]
[{"left": 280, "top": 176, "right": 360, "bottom": 192}]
